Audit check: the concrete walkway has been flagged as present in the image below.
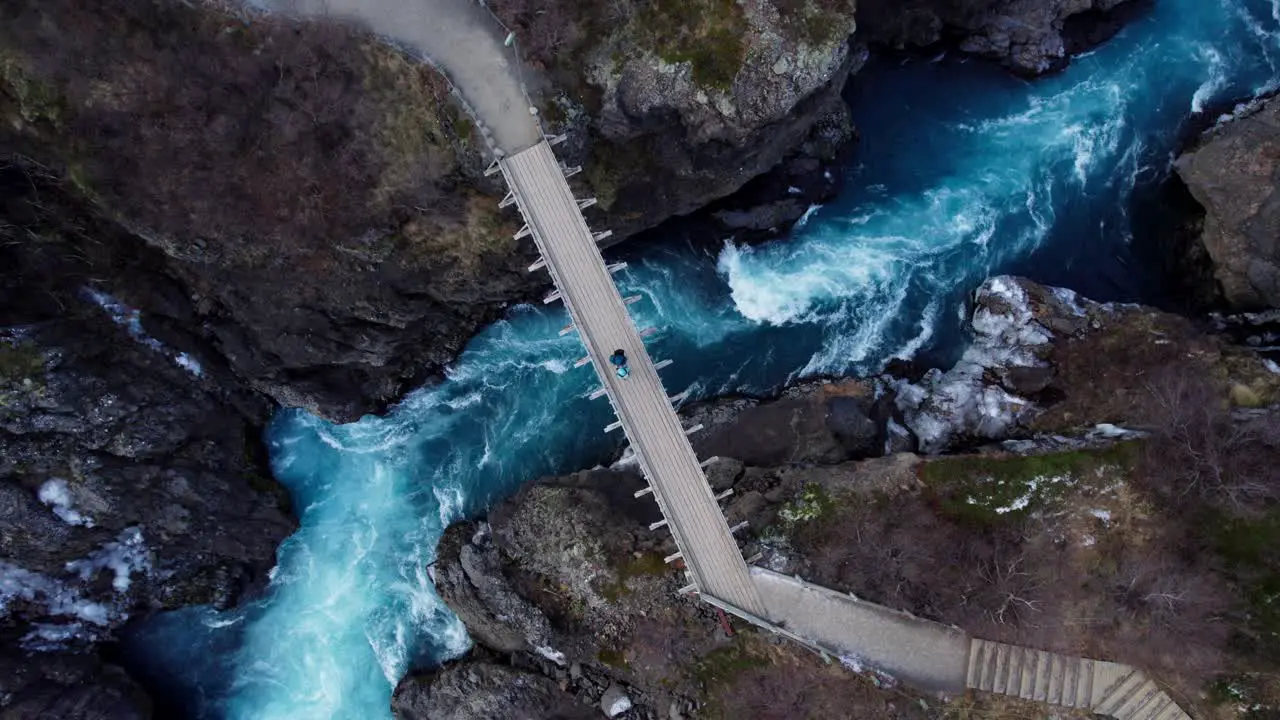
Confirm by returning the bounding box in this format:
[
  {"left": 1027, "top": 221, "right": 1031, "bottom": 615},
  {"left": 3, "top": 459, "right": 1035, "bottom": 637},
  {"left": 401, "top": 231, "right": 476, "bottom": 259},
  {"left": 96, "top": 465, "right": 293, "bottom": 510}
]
[
  {"left": 968, "top": 639, "right": 1192, "bottom": 720},
  {"left": 750, "top": 568, "right": 971, "bottom": 692},
  {"left": 748, "top": 570, "right": 1193, "bottom": 719},
  {"left": 262, "top": 0, "right": 542, "bottom": 153}
]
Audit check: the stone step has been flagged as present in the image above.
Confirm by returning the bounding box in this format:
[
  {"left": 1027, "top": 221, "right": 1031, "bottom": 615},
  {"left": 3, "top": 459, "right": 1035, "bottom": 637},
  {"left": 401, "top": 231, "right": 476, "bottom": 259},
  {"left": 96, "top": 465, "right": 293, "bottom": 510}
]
[
  {"left": 1047, "top": 651, "right": 1066, "bottom": 706},
  {"left": 1094, "top": 669, "right": 1146, "bottom": 717},
  {"left": 1033, "top": 648, "right": 1052, "bottom": 701},
  {"left": 988, "top": 640, "right": 1008, "bottom": 691},
  {"left": 1017, "top": 648, "right": 1040, "bottom": 698},
  {"left": 966, "top": 640, "right": 986, "bottom": 690},
  {"left": 1140, "top": 694, "right": 1175, "bottom": 720},
  {"left": 1110, "top": 679, "right": 1163, "bottom": 720},
  {"left": 1060, "top": 651, "right": 1081, "bottom": 707},
  {"left": 966, "top": 640, "right": 1189, "bottom": 720}
]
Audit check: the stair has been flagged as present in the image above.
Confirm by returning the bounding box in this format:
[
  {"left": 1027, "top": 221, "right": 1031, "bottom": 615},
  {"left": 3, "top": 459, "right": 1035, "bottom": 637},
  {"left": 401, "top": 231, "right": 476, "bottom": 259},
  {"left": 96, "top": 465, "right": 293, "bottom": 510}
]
[{"left": 965, "top": 639, "right": 1192, "bottom": 720}]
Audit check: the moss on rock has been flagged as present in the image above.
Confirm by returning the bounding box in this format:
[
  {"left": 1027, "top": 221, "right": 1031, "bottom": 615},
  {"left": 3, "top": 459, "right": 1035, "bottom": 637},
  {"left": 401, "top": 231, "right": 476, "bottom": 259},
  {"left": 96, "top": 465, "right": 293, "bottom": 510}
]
[
  {"left": 0, "top": 339, "right": 46, "bottom": 406},
  {"left": 641, "top": 0, "right": 748, "bottom": 90},
  {"left": 920, "top": 444, "right": 1139, "bottom": 527}
]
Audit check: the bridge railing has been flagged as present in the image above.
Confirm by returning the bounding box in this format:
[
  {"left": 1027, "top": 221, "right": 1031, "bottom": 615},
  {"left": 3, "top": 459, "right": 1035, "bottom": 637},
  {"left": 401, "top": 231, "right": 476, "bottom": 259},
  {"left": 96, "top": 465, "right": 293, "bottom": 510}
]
[{"left": 471, "top": 0, "right": 547, "bottom": 139}]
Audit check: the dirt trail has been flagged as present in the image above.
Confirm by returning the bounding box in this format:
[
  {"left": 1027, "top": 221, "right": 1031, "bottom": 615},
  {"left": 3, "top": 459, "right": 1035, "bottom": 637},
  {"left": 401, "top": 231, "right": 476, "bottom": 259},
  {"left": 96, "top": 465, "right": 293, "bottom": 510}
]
[{"left": 264, "top": 0, "right": 542, "bottom": 153}]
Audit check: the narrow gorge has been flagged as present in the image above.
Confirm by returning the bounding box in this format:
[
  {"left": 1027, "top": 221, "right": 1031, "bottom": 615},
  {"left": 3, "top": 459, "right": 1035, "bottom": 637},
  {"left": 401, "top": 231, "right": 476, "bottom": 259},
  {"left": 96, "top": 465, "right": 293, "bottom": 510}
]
[{"left": 3, "top": 0, "right": 1280, "bottom": 718}]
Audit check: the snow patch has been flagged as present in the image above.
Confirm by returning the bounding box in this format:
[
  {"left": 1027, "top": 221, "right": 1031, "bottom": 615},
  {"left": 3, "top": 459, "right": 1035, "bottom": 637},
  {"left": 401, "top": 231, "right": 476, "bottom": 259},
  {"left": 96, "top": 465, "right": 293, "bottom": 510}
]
[
  {"left": 0, "top": 562, "right": 115, "bottom": 626},
  {"left": 1089, "top": 509, "right": 1112, "bottom": 523},
  {"left": 992, "top": 476, "right": 1056, "bottom": 514},
  {"left": 85, "top": 288, "right": 164, "bottom": 352},
  {"left": 605, "top": 695, "right": 632, "bottom": 717},
  {"left": 1049, "top": 286, "right": 1088, "bottom": 317},
  {"left": 22, "top": 622, "right": 92, "bottom": 651},
  {"left": 1264, "top": 359, "right": 1280, "bottom": 374},
  {"left": 893, "top": 277, "right": 1054, "bottom": 452},
  {"left": 84, "top": 288, "right": 207, "bottom": 378},
  {"left": 838, "top": 653, "right": 865, "bottom": 672},
  {"left": 1088, "top": 423, "right": 1146, "bottom": 440},
  {"left": 66, "top": 527, "right": 150, "bottom": 592},
  {"left": 883, "top": 417, "right": 913, "bottom": 455},
  {"left": 175, "top": 353, "right": 204, "bottom": 377},
  {"left": 535, "top": 645, "right": 566, "bottom": 665},
  {"left": 37, "top": 478, "right": 95, "bottom": 527}
]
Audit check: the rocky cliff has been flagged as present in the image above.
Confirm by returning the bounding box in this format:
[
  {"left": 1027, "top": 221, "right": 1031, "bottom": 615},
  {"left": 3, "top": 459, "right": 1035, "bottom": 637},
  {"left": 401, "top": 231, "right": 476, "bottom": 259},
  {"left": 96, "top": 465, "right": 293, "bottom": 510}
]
[
  {"left": 1, "top": 0, "right": 528, "bottom": 422},
  {"left": 1177, "top": 95, "right": 1280, "bottom": 310},
  {"left": 492, "top": 0, "right": 863, "bottom": 241},
  {"left": 418, "top": 277, "right": 1280, "bottom": 719},
  {"left": 857, "top": 0, "right": 1150, "bottom": 75},
  {"left": 0, "top": 167, "right": 295, "bottom": 717},
  {"left": 0, "top": 0, "right": 865, "bottom": 422},
  {"left": 0, "top": 0, "right": 1151, "bottom": 422}
]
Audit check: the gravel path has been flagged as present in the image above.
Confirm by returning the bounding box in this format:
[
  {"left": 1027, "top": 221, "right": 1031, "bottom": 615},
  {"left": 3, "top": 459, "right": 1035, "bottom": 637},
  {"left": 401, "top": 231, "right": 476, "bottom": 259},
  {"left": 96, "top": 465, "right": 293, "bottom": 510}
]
[{"left": 264, "top": 0, "right": 542, "bottom": 153}]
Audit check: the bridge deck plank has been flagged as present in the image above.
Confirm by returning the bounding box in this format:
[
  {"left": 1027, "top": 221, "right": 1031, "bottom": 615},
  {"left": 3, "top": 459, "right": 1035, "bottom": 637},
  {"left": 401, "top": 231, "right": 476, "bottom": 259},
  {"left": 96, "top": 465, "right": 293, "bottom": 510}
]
[{"left": 501, "top": 142, "right": 765, "bottom": 616}]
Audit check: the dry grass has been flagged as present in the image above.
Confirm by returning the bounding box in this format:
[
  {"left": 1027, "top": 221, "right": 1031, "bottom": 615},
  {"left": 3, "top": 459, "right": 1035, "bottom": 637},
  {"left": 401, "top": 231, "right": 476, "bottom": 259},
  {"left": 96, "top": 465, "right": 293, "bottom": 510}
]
[
  {"left": 0, "top": 0, "right": 493, "bottom": 274},
  {"left": 398, "top": 192, "right": 517, "bottom": 286},
  {"left": 785, "top": 438, "right": 1250, "bottom": 699}
]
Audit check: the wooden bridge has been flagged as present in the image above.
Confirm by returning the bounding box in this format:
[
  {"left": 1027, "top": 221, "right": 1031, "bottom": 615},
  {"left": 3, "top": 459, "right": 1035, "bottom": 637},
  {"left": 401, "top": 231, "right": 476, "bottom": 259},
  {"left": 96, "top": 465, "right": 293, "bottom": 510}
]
[{"left": 496, "top": 140, "right": 767, "bottom": 618}]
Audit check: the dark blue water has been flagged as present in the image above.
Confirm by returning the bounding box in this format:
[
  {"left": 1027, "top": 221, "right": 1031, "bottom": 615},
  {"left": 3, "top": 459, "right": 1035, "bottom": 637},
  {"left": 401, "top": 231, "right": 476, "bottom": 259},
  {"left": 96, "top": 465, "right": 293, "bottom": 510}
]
[{"left": 124, "top": 1, "right": 1280, "bottom": 717}]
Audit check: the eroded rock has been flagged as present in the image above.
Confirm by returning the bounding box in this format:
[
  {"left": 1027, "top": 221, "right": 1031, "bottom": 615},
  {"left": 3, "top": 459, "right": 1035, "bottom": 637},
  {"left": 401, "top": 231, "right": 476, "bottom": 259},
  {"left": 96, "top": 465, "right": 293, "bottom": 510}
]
[
  {"left": 0, "top": 649, "right": 152, "bottom": 720},
  {"left": 1177, "top": 95, "right": 1280, "bottom": 310},
  {"left": 392, "top": 660, "right": 594, "bottom": 720},
  {"left": 857, "top": 0, "right": 1149, "bottom": 75}
]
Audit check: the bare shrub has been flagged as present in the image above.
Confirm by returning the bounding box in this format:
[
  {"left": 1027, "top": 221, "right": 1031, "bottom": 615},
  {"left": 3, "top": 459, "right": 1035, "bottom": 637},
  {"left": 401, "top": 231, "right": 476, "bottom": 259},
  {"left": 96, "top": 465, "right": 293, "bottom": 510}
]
[
  {"left": 789, "top": 497, "right": 1067, "bottom": 647},
  {"left": 486, "top": 0, "right": 591, "bottom": 72},
  {"left": 975, "top": 554, "right": 1044, "bottom": 627},
  {"left": 1141, "top": 368, "right": 1280, "bottom": 511},
  {"left": 2, "top": 0, "right": 461, "bottom": 267},
  {"left": 1098, "top": 542, "right": 1233, "bottom": 677}
]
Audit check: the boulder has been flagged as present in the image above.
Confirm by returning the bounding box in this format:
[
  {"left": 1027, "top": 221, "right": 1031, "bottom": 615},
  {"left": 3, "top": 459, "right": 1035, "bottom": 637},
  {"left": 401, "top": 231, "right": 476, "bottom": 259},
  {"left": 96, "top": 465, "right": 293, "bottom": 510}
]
[
  {"left": 392, "top": 661, "right": 593, "bottom": 720},
  {"left": 0, "top": 650, "right": 151, "bottom": 720},
  {"left": 1176, "top": 96, "right": 1280, "bottom": 310},
  {"left": 856, "top": 0, "right": 1150, "bottom": 75},
  {"left": 599, "top": 683, "right": 633, "bottom": 718}
]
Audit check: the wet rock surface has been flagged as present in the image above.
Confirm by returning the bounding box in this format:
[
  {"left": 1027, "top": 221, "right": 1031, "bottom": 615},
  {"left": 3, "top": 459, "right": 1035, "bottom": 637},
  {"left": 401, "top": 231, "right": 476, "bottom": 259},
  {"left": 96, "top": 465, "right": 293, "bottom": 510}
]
[
  {"left": 1, "top": 155, "right": 294, "bottom": 713},
  {"left": 1177, "top": 94, "right": 1280, "bottom": 310},
  {"left": 0, "top": 313, "right": 295, "bottom": 646},
  {"left": 0, "top": 649, "right": 152, "bottom": 720},
  {"left": 1, "top": 0, "right": 530, "bottom": 422},
  {"left": 857, "top": 0, "right": 1149, "bottom": 75},
  {"left": 392, "top": 659, "right": 595, "bottom": 720}
]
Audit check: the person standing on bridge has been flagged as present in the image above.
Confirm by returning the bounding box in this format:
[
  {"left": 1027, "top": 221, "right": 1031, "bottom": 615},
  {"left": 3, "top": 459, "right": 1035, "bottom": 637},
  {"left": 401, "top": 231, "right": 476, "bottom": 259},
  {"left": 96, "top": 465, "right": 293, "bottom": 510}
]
[{"left": 609, "top": 348, "right": 630, "bottom": 379}]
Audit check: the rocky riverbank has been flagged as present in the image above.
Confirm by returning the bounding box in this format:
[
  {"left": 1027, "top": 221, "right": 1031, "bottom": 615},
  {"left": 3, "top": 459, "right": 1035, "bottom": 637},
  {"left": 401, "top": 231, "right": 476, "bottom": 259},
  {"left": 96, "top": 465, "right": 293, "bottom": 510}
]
[
  {"left": 1176, "top": 94, "right": 1280, "bottom": 311},
  {"left": 0, "top": 170, "right": 295, "bottom": 717},
  {"left": 412, "top": 276, "right": 1280, "bottom": 720},
  {"left": 856, "top": 0, "right": 1153, "bottom": 75}
]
